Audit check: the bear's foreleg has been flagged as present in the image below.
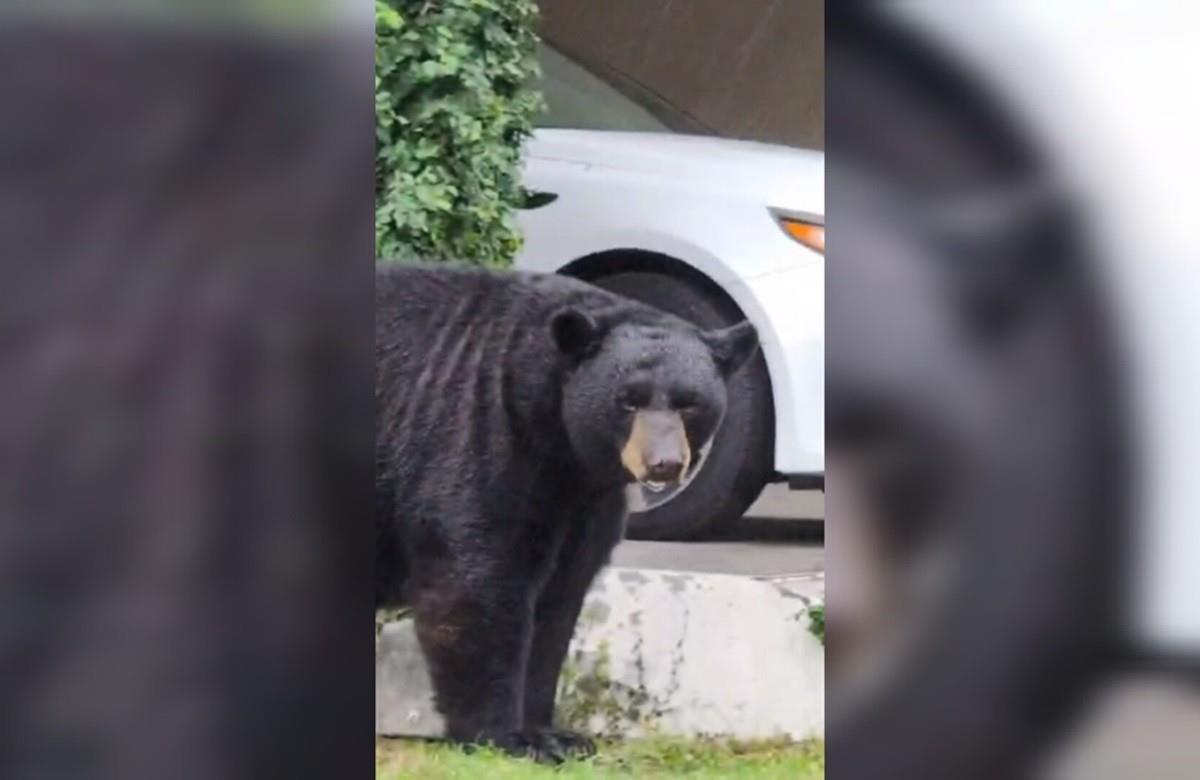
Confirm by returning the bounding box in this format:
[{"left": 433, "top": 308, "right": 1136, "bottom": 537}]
[
  {"left": 523, "top": 491, "right": 626, "bottom": 752},
  {"left": 410, "top": 559, "right": 581, "bottom": 763}
]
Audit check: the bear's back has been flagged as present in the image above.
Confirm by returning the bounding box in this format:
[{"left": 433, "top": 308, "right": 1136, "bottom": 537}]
[
  {"left": 378, "top": 264, "right": 545, "bottom": 449},
  {"left": 375, "top": 264, "right": 630, "bottom": 606},
  {"left": 374, "top": 264, "right": 617, "bottom": 500},
  {"left": 375, "top": 264, "right": 582, "bottom": 410}
]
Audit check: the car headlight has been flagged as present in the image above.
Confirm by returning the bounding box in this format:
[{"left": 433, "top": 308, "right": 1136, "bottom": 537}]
[{"left": 772, "top": 210, "right": 825, "bottom": 255}]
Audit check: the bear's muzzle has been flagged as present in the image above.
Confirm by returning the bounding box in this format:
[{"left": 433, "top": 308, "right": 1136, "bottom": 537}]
[{"left": 620, "top": 410, "right": 691, "bottom": 489}]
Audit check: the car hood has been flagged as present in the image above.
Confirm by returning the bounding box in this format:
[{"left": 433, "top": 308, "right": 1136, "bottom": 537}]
[{"left": 526, "top": 129, "right": 824, "bottom": 216}]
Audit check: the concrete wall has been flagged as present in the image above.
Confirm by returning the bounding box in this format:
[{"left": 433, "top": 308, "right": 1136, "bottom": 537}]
[
  {"left": 539, "top": 0, "right": 824, "bottom": 150},
  {"left": 377, "top": 567, "right": 825, "bottom": 740}
]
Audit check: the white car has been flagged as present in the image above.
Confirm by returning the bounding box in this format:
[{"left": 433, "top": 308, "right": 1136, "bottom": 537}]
[{"left": 514, "top": 44, "right": 824, "bottom": 540}]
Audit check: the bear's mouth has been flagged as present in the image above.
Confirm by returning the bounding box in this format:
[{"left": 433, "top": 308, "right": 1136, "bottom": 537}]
[{"left": 635, "top": 447, "right": 705, "bottom": 492}]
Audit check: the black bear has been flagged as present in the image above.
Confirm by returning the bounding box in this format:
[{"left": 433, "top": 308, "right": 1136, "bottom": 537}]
[{"left": 376, "top": 263, "right": 758, "bottom": 762}]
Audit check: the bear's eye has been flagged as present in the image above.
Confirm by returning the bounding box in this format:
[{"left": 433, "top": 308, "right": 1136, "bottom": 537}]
[
  {"left": 617, "top": 388, "right": 647, "bottom": 411},
  {"left": 673, "top": 394, "right": 702, "bottom": 413}
]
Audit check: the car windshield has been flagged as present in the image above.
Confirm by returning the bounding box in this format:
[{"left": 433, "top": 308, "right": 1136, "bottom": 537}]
[{"left": 536, "top": 42, "right": 702, "bottom": 134}]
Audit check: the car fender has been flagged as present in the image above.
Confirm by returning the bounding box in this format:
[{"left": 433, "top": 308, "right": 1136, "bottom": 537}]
[{"left": 516, "top": 168, "right": 823, "bottom": 476}]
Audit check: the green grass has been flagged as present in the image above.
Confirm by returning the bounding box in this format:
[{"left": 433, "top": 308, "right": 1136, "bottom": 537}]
[
  {"left": 376, "top": 736, "right": 824, "bottom": 779},
  {"left": 807, "top": 604, "right": 825, "bottom": 645}
]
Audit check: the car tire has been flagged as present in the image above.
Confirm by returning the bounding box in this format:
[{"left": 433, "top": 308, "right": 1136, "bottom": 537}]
[{"left": 586, "top": 269, "right": 775, "bottom": 541}]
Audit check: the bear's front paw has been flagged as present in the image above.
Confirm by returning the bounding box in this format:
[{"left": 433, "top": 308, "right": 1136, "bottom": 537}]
[
  {"left": 465, "top": 727, "right": 596, "bottom": 764},
  {"left": 540, "top": 727, "right": 596, "bottom": 759}
]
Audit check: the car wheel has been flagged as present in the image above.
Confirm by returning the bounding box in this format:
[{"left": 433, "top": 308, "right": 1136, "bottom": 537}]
[{"left": 586, "top": 269, "right": 775, "bottom": 541}]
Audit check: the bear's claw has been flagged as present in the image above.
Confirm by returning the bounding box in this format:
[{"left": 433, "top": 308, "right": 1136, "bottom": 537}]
[{"left": 465, "top": 727, "right": 597, "bottom": 764}]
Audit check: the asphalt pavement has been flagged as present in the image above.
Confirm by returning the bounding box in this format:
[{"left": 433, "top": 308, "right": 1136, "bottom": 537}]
[{"left": 612, "top": 485, "right": 825, "bottom": 577}]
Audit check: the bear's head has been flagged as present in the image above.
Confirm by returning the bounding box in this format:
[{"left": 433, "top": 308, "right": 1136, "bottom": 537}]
[{"left": 551, "top": 306, "right": 759, "bottom": 489}]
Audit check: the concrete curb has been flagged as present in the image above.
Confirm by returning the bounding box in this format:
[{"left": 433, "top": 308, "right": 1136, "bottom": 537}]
[{"left": 376, "top": 566, "right": 825, "bottom": 740}]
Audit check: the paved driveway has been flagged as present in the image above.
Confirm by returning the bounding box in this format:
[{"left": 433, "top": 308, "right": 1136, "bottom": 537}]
[{"left": 612, "top": 485, "right": 825, "bottom": 577}]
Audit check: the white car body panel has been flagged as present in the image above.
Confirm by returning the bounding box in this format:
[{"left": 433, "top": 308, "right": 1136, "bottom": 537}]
[{"left": 515, "top": 130, "right": 825, "bottom": 476}]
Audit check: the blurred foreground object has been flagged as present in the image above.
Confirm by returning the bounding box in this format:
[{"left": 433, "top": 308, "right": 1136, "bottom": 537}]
[
  {"left": 822, "top": 4, "right": 1191, "bottom": 778},
  {"left": 0, "top": 11, "right": 373, "bottom": 780}
]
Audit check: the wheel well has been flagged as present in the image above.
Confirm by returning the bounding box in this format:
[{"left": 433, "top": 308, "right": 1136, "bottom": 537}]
[{"left": 558, "top": 249, "right": 746, "bottom": 324}]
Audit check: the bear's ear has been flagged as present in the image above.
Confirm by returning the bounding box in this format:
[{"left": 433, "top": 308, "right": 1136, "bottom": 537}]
[
  {"left": 551, "top": 307, "right": 602, "bottom": 361},
  {"left": 704, "top": 321, "right": 759, "bottom": 377}
]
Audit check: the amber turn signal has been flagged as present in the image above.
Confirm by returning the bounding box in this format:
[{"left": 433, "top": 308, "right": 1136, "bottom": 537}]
[{"left": 779, "top": 218, "right": 825, "bottom": 255}]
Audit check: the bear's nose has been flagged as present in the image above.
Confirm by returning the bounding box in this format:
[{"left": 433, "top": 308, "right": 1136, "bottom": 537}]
[{"left": 645, "top": 457, "right": 684, "bottom": 484}]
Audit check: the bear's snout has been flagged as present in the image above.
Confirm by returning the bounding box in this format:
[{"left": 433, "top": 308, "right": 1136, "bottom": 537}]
[
  {"left": 645, "top": 455, "right": 684, "bottom": 484},
  {"left": 621, "top": 410, "right": 691, "bottom": 486}
]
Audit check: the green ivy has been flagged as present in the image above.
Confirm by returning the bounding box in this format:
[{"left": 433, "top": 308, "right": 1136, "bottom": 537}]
[{"left": 375, "top": 0, "right": 543, "bottom": 266}]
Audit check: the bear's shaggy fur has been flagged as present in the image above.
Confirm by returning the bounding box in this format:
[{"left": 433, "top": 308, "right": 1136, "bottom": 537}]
[{"left": 376, "top": 263, "right": 757, "bottom": 762}]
